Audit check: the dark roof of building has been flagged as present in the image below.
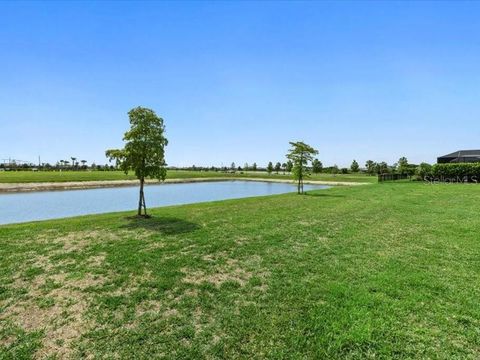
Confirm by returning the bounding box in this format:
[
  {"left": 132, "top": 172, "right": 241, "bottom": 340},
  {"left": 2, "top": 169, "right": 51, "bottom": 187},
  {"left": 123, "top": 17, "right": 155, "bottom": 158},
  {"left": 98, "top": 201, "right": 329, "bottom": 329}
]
[{"left": 438, "top": 150, "right": 480, "bottom": 158}]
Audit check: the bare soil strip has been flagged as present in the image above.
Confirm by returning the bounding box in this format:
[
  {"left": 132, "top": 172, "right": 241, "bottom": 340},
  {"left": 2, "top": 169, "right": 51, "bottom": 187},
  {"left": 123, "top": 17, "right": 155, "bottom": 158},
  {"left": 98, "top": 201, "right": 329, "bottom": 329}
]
[{"left": 0, "top": 177, "right": 369, "bottom": 193}]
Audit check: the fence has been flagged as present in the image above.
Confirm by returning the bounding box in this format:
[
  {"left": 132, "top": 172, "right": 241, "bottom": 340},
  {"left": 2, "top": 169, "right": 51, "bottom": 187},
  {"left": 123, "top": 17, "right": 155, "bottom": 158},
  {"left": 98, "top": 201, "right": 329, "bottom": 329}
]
[{"left": 378, "top": 173, "right": 410, "bottom": 182}]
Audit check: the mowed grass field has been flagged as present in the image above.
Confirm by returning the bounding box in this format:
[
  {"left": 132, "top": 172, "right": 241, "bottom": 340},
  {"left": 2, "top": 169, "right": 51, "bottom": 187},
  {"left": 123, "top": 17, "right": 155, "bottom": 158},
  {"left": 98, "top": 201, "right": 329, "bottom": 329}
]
[
  {"left": 2, "top": 182, "right": 480, "bottom": 358},
  {"left": 0, "top": 170, "right": 377, "bottom": 184}
]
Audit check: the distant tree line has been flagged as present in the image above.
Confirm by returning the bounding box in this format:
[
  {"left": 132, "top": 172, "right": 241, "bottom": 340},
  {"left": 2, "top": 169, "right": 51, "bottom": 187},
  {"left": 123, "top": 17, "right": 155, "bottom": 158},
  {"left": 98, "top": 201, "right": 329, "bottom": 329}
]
[
  {"left": 171, "top": 163, "right": 259, "bottom": 173},
  {"left": 0, "top": 159, "right": 117, "bottom": 172},
  {"left": 364, "top": 157, "right": 419, "bottom": 177},
  {"left": 0, "top": 154, "right": 432, "bottom": 181}
]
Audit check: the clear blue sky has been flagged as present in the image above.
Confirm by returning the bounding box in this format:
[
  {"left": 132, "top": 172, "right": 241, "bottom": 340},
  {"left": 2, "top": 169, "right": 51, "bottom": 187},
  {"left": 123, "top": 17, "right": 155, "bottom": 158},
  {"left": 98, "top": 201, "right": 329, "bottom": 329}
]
[{"left": 1, "top": 1, "right": 480, "bottom": 168}]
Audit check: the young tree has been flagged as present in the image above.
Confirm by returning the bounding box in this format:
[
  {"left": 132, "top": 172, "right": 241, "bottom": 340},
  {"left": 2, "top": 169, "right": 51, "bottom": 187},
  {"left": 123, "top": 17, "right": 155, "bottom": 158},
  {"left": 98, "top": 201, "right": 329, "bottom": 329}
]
[
  {"left": 376, "top": 161, "right": 388, "bottom": 174},
  {"left": 365, "top": 160, "right": 375, "bottom": 175},
  {"left": 230, "top": 162, "right": 236, "bottom": 173},
  {"left": 244, "top": 162, "right": 249, "bottom": 172},
  {"left": 286, "top": 160, "right": 293, "bottom": 173},
  {"left": 71, "top": 157, "right": 77, "bottom": 170},
  {"left": 312, "top": 158, "right": 323, "bottom": 173},
  {"left": 397, "top": 157, "right": 409, "bottom": 174},
  {"left": 286, "top": 141, "right": 319, "bottom": 194},
  {"left": 274, "top": 162, "right": 281, "bottom": 174},
  {"left": 416, "top": 162, "right": 432, "bottom": 180},
  {"left": 332, "top": 164, "right": 339, "bottom": 176},
  {"left": 350, "top": 159, "right": 359, "bottom": 173},
  {"left": 106, "top": 107, "right": 168, "bottom": 217},
  {"left": 267, "top": 161, "right": 273, "bottom": 174},
  {"left": 282, "top": 162, "right": 287, "bottom": 174}
]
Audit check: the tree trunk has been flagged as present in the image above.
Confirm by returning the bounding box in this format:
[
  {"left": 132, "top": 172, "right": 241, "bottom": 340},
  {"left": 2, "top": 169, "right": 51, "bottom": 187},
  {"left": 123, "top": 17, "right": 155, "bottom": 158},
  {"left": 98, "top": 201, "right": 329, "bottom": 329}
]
[
  {"left": 142, "top": 188, "right": 147, "bottom": 216},
  {"left": 298, "top": 176, "right": 304, "bottom": 194},
  {"left": 299, "top": 154, "right": 304, "bottom": 195},
  {"left": 138, "top": 177, "right": 145, "bottom": 216},
  {"left": 298, "top": 161, "right": 304, "bottom": 195}
]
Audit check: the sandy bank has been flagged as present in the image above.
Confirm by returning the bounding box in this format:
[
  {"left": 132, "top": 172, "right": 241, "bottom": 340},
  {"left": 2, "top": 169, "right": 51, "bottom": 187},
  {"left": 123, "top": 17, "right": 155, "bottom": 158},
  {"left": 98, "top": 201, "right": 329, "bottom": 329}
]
[{"left": 0, "top": 177, "right": 369, "bottom": 193}]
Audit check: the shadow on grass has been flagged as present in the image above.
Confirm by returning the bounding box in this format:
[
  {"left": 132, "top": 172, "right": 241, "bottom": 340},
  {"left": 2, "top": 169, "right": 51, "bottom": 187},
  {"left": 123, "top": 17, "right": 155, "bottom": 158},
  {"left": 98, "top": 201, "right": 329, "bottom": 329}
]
[
  {"left": 303, "top": 192, "right": 345, "bottom": 198},
  {"left": 120, "top": 216, "right": 200, "bottom": 235}
]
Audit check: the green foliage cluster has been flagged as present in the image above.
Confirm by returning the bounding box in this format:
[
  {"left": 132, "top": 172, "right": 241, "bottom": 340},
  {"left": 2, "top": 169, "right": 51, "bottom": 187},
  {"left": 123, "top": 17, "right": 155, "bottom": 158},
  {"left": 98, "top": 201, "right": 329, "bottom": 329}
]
[
  {"left": 430, "top": 163, "right": 480, "bottom": 180},
  {"left": 396, "top": 157, "right": 409, "bottom": 174},
  {"left": 274, "top": 162, "right": 281, "bottom": 174},
  {"left": 286, "top": 160, "right": 293, "bottom": 172},
  {"left": 106, "top": 107, "right": 168, "bottom": 181},
  {"left": 365, "top": 160, "right": 376, "bottom": 175},
  {"left": 350, "top": 160, "right": 359, "bottom": 173},
  {"left": 416, "top": 163, "right": 433, "bottom": 179},
  {"left": 375, "top": 162, "right": 388, "bottom": 174},
  {"left": 106, "top": 107, "right": 168, "bottom": 216},
  {"left": 312, "top": 159, "right": 323, "bottom": 173},
  {"left": 267, "top": 162, "right": 274, "bottom": 174},
  {"left": 287, "top": 141, "right": 319, "bottom": 194}
]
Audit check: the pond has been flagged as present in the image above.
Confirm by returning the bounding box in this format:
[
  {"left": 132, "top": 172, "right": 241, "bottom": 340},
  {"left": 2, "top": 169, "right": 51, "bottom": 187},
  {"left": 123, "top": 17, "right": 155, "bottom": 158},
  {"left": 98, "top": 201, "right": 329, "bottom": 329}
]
[{"left": 0, "top": 180, "right": 329, "bottom": 225}]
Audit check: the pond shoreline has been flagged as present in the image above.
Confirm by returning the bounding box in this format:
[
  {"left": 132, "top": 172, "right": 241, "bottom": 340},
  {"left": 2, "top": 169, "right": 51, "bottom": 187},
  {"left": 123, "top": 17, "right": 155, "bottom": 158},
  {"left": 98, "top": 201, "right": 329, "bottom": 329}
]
[
  {"left": 0, "top": 177, "right": 368, "bottom": 193},
  {"left": 0, "top": 181, "right": 332, "bottom": 225}
]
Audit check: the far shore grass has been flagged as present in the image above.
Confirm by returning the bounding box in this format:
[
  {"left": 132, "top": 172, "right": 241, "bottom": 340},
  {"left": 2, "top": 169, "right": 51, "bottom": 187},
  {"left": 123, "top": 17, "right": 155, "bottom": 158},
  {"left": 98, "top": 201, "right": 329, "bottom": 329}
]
[
  {"left": 0, "top": 169, "right": 377, "bottom": 184},
  {"left": 1, "top": 182, "right": 480, "bottom": 358}
]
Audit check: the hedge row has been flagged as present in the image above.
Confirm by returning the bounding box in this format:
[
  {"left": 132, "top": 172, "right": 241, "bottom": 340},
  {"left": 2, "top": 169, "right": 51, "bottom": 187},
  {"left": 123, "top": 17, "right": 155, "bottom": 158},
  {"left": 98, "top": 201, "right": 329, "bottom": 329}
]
[{"left": 429, "top": 163, "right": 480, "bottom": 180}]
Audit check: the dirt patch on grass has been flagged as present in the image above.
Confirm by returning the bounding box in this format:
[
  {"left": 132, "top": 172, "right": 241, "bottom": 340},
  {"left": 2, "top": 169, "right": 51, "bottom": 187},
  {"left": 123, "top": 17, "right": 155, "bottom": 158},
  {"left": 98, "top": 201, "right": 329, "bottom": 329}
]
[
  {"left": 201, "top": 251, "right": 228, "bottom": 262},
  {"left": 1, "top": 244, "right": 110, "bottom": 358},
  {"left": 193, "top": 307, "right": 205, "bottom": 333},
  {"left": 135, "top": 300, "right": 163, "bottom": 317},
  {"left": 87, "top": 253, "right": 106, "bottom": 267},
  {"left": 170, "top": 288, "right": 199, "bottom": 304},
  {"left": 136, "top": 302, "right": 179, "bottom": 319},
  {"left": 0, "top": 336, "right": 16, "bottom": 347},
  {"left": 2, "top": 228, "right": 270, "bottom": 356},
  {"left": 141, "top": 241, "right": 166, "bottom": 252},
  {"left": 72, "top": 273, "right": 106, "bottom": 290},
  {"left": 1, "top": 272, "right": 100, "bottom": 358},
  {"left": 182, "top": 259, "right": 255, "bottom": 287},
  {"left": 30, "top": 254, "right": 55, "bottom": 272},
  {"left": 36, "top": 229, "right": 154, "bottom": 252}
]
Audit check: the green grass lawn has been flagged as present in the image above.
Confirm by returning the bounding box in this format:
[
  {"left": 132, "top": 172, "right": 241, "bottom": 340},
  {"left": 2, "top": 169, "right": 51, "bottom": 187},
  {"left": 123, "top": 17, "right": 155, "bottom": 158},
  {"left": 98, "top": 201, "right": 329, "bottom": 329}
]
[
  {"left": 0, "top": 170, "right": 376, "bottom": 184},
  {"left": 1, "top": 182, "right": 479, "bottom": 358}
]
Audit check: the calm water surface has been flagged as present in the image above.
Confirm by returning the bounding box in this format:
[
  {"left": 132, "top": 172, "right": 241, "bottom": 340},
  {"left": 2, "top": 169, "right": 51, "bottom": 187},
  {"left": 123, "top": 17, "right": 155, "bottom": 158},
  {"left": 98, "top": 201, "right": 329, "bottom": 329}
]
[{"left": 0, "top": 181, "right": 329, "bottom": 225}]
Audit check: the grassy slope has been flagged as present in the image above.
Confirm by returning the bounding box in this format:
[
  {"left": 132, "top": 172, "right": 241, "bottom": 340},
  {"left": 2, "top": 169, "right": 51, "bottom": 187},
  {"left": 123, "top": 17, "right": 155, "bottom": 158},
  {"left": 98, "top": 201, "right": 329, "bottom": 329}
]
[
  {"left": 0, "top": 170, "right": 377, "bottom": 184},
  {"left": 1, "top": 183, "right": 480, "bottom": 358}
]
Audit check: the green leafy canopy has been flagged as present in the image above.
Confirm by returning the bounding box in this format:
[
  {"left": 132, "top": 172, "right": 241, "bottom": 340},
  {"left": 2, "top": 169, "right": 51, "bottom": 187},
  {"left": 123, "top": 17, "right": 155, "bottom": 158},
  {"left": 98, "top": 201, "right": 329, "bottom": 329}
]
[
  {"left": 286, "top": 141, "right": 319, "bottom": 194},
  {"left": 286, "top": 141, "right": 319, "bottom": 176},
  {"left": 106, "top": 107, "right": 168, "bottom": 181}
]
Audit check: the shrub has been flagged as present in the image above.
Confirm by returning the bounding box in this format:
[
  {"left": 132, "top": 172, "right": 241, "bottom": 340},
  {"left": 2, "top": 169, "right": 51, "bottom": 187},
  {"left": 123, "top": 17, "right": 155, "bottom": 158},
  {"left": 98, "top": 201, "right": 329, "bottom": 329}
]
[
  {"left": 429, "top": 163, "right": 480, "bottom": 182},
  {"left": 416, "top": 163, "right": 433, "bottom": 180}
]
